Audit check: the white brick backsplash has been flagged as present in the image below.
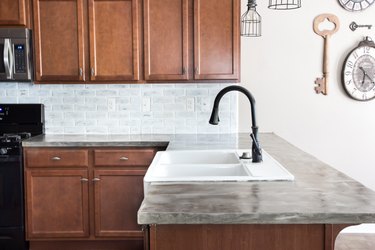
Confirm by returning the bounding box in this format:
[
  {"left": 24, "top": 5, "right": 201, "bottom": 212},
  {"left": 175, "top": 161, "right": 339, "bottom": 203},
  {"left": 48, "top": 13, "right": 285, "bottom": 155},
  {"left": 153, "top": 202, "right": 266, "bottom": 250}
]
[
  {"left": 120, "top": 119, "right": 141, "bottom": 126},
  {"left": 75, "top": 104, "right": 96, "bottom": 111},
  {"left": 75, "top": 119, "right": 96, "bottom": 126},
  {"left": 29, "top": 89, "right": 51, "bottom": 96},
  {"left": 153, "top": 96, "right": 174, "bottom": 104},
  {"left": 52, "top": 89, "right": 75, "bottom": 97},
  {"left": 75, "top": 90, "right": 96, "bottom": 96},
  {"left": 64, "top": 97, "right": 85, "bottom": 104},
  {"left": 186, "top": 89, "right": 209, "bottom": 96},
  {"left": 64, "top": 127, "right": 86, "bottom": 134},
  {"left": 18, "top": 97, "right": 40, "bottom": 103},
  {"left": 164, "top": 89, "right": 185, "bottom": 96},
  {"left": 163, "top": 103, "right": 186, "bottom": 112},
  {"left": 119, "top": 89, "right": 141, "bottom": 96},
  {"left": 1, "top": 83, "right": 17, "bottom": 89},
  {"left": 86, "top": 127, "right": 108, "bottom": 134},
  {"left": 6, "top": 89, "right": 17, "bottom": 96},
  {"left": 52, "top": 104, "right": 74, "bottom": 111},
  {"left": 1, "top": 97, "right": 18, "bottom": 103},
  {"left": 116, "top": 97, "right": 131, "bottom": 104},
  {"left": 1, "top": 82, "right": 237, "bottom": 134},
  {"left": 64, "top": 112, "right": 84, "bottom": 119},
  {"left": 96, "top": 90, "right": 117, "bottom": 96}
]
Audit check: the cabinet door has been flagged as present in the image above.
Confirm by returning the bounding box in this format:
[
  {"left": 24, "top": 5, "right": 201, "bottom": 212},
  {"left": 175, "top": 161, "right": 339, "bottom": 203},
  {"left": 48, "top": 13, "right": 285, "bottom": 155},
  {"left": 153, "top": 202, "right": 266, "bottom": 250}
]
[
  {"left": 25, "top": 170, "right": 89, "bottom": 238},
  {"left": 194, "top": 0, "right": 240, "bottom": 80},
  {"left": 0, "top": 0, "right": 27, "bottom": 26},
  {"left": 89, "top": 0, "right": 140, "bottom": 81},
  {"left": 144, "top": 0, "right": 188, "bottom": 80},
  {"left": 93, "top": 169, "right": 146, "bottom": 238},
  {"left": 33, "top": 0, "right": 85, "bottom": 81}
]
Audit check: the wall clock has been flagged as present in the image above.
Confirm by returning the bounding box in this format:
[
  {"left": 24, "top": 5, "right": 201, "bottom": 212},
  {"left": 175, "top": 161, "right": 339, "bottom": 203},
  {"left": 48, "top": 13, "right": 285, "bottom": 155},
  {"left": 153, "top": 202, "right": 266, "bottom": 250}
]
[
  {"left": 338, "top": 0, "right": 375, "bottom": 11},
  {"left": 342, "top": 37, "right": 375, "bottom": 101}
]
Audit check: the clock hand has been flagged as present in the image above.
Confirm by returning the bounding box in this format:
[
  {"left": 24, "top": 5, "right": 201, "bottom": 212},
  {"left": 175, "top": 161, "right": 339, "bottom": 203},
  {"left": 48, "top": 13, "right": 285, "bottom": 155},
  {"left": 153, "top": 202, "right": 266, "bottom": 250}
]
[{"left": 359, "top": 66, "right": 374, "bottom": 84}]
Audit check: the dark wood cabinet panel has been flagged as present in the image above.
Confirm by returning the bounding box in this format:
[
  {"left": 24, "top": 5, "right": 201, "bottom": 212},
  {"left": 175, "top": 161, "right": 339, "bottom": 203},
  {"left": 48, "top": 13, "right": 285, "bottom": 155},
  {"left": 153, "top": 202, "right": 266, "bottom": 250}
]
[
  {"left": 194, "top": 0, "right": 240, "bottom": 80},
  {"left": 94, "top": 169, "right": 146, "bottom": 237},
  {"left": 94, "top": 149, "right": 156, "bottom": 167},
  {"left": 25, "top": 170, "right": 89, "bottom": 239},
  {"left": 25, "top": 148, "right": 89, "bottom": 168},
  {"left": 0, "top": 0, "right": 27, "bottom": 26},
  {"left": 33, "top": 0, "right": 85, "bottom": 81},
  {"left": 149, "top": 224, "right": 351, "bottom": 250},
  {"left": 144, "top": 0, "right": 188, "bottom": 80},
  {"left": 88, "top": 0, "right": 140, "bottom": 81}
]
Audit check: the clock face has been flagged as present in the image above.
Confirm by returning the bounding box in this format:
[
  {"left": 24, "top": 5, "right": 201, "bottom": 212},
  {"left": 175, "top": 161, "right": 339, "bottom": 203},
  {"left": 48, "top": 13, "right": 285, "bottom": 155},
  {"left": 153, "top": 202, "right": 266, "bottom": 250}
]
[
  {"left": 339, "top": 0, "right": 375, "bottom": 11},
  {"left": 343, "top": 46, "right": 375, "bottom": 101}
]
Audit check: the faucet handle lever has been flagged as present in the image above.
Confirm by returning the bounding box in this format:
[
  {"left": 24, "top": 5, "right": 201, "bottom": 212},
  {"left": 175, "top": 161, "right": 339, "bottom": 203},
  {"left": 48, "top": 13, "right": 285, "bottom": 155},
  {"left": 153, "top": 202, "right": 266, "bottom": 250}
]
[{"left": 250, "top": 133, "right": 263, "bottom": 162}]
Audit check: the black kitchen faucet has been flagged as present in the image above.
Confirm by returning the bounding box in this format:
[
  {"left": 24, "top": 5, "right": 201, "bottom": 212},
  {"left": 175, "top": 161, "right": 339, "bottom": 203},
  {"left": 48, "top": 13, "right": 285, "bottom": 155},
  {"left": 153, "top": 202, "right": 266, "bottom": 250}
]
[{"left": 209, "top": 85, "right": 263, "bottom": 163}]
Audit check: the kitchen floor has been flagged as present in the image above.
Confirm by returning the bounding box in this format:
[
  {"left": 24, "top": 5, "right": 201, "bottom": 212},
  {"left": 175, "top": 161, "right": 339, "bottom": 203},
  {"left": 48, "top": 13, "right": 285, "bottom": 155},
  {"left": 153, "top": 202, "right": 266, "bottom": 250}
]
[{"left": 335, "top": 233, "right": 375, "bottom": 250}]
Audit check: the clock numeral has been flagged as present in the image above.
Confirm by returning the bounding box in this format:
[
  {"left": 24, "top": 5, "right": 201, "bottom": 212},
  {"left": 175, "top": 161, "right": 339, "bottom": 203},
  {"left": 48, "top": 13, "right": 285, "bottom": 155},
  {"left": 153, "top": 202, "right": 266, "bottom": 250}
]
[
  {"left": 362, "top": 93, "right": 367, "bottom": 100},
  {"left": 346, "top": 61, "right": 354, "bottom": 68},
  {"left": 363, "top": 47, "right": 370, "bottom": 54},
  {"left": 346, "top": 79, "right": 352, "bottom": 85},
  {"left": 352, "top": 88, "right": 357, "bottom": 95},
  {"left": 345, "top": 71, "right": 351, "bottom": 76},
  {"left": 353, "top": 51, "right": 359, "bottom": 60}
]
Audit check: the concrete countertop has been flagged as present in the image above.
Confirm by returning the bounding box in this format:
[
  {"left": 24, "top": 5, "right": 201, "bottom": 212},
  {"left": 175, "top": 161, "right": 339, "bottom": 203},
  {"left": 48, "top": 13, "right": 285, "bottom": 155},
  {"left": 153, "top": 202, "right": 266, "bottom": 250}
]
[{"left": 22, "top": 133, "right": 375, "bottom": 225}]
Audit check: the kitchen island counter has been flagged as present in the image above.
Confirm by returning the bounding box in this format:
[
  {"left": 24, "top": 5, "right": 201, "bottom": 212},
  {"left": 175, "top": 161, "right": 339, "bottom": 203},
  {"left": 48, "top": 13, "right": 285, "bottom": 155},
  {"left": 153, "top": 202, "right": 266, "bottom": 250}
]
[{"left": 137, "top": 133, "right": 375, "bottom": 225}]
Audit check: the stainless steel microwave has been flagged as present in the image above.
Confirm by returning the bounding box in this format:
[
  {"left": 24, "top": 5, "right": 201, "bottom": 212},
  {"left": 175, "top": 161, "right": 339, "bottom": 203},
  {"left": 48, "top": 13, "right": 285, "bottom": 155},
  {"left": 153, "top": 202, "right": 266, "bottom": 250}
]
[{"left": 0, "top": 28, "right": 32, "bottom": 81}]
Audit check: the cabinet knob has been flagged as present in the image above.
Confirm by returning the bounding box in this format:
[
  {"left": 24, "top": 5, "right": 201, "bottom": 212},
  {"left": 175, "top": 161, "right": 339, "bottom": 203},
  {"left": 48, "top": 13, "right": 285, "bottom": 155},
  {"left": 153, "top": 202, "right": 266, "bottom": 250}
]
[
  {"left": 51, "top": 156, "right": 61, "bottom": 161},
  {"left": 119, "top": 156, "right": 129, "bottom": 161},
  {"left": 79, "top": 68, "right": 83, "bottom": 77},
  {"left": 91, "top": 68, "right": 95, "bottom": 76},
  {"left": 80, "top": 178, "right": 89, "bottom": 182}
]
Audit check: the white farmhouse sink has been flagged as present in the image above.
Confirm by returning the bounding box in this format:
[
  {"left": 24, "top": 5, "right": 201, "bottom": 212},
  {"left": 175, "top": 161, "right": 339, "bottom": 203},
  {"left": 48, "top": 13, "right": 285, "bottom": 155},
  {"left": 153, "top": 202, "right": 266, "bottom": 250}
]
[
  {"left": 144, "top": 149, "right": 294, "bottom": 192},
  {"left": 157, "top": 151, "right": 241, "bottom": 165}
]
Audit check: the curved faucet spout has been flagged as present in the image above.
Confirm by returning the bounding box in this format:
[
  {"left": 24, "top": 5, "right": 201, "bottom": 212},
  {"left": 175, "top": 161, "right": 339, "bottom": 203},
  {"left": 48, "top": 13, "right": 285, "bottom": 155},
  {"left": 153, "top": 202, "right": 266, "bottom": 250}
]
[{"left": 209, "top": 85, "right": 262, "bottom": 163}]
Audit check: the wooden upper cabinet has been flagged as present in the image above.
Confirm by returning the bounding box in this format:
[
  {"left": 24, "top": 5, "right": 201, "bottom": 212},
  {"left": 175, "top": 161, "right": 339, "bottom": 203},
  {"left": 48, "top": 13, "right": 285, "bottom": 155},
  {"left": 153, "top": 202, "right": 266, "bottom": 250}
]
[
  {"left": 0, "top": 0, "right": 27, "bottom": 26},
  {"left": 93, "top": 169, "right": 146, "bottom": 238},
  {"left": 89, "top": 0, "right": 139, "bottom": 81},
  {"left": 144, "top": 0, "right": 188, "bottom": 80},
  {"left": 25, "top": 170, "right": 89, "bottom": 239},
  {"left": 194, "top": 0, "right": 239, "bottom": 80},
  {"left": 33, "top": 0, "right": 85, "bottom": 81}
]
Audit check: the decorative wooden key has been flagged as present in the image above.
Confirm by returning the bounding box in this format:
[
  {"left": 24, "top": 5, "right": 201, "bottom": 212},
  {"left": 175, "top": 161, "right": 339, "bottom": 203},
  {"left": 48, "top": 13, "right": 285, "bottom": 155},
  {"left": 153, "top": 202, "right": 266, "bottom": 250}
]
[{"left": 313, "top": 14, "right": 340, "bottom": 95}]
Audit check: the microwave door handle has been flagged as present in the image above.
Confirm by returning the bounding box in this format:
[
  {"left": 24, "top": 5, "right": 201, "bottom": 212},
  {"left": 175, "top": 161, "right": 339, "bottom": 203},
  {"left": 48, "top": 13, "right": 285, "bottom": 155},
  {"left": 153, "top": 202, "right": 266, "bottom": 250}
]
[{"left": 4, "top": 39, "right": 14, "bottom": 79}]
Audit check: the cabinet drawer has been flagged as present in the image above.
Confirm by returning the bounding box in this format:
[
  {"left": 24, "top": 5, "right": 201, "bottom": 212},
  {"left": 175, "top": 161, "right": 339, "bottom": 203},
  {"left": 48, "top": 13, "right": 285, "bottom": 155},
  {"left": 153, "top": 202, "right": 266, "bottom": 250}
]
[
  {"left": 25, "top": 149, "right": 89, "bottom": 168},
  {"left": 94, "top": 149, "right": 156, "bottom": 167}
]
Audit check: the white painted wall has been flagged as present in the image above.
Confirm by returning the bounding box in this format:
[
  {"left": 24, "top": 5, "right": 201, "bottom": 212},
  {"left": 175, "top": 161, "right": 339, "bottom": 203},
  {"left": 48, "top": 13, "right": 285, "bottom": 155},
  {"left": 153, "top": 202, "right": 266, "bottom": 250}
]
[{"left": 238, "top": 0, "right": 375, "bottom": 233}]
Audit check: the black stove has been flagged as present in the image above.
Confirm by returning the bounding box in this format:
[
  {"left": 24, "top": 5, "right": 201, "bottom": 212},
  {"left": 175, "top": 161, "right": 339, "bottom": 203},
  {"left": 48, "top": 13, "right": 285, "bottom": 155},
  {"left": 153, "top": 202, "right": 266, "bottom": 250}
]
[{"left": 0, "top": 104, "right": 44, "bottom": 250}]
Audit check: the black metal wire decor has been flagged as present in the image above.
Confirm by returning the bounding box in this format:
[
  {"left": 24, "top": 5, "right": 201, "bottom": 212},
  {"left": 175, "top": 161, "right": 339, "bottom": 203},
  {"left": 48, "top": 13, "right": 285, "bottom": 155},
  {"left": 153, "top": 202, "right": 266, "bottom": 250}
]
[
  {"left": 241, "top": 0, "right": 262, "bottom": 37},
  {"left": 268, "top": 0, "right": 301, "bottom": 10}
]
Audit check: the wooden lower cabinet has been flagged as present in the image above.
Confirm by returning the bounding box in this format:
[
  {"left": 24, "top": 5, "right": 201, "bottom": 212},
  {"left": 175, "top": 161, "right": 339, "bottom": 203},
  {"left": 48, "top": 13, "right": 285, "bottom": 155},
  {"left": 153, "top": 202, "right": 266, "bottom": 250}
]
[
  {"left": 25, "top": 170, "right": 90, "bottom": 238},
  {"left": 148, "top": 224, "right": 352, "bottom": 250},
  {"left": 24, "top": 147, "right": 160, "bottom": 250},
  {"left": 94, "top": 169, "right": 146, "bottom": 237}
]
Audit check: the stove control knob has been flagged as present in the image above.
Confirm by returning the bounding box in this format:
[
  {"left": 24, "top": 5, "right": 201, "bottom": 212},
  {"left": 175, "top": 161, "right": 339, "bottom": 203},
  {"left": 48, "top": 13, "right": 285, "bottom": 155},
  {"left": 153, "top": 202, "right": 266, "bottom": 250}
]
[{"left": 0, "top": 148, "right": 7, "bottom": 155}]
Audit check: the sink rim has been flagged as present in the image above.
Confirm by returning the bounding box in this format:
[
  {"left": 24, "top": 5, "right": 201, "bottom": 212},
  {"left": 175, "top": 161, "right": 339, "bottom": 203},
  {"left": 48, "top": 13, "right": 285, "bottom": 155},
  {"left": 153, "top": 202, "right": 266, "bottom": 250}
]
[{"left": 144, "top": 149, "right": 295, "bottom": 183}]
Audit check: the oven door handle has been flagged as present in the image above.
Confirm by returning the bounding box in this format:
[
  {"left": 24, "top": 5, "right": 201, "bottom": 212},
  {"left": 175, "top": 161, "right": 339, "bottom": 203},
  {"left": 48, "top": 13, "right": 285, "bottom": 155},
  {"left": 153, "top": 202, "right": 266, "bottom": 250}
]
[{"left": 4, "top": 38, "right": 14, "bottom": 80}]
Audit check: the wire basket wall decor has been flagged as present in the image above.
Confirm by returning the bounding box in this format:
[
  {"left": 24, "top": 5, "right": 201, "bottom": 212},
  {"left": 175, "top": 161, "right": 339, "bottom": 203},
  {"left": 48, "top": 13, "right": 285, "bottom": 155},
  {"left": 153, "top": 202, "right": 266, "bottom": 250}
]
[
  {"left": 241, "top": 0, "right": 262, "bottom": 37},
  {"left": 268, "top": 0, "right": 301, "bottom": 10}
]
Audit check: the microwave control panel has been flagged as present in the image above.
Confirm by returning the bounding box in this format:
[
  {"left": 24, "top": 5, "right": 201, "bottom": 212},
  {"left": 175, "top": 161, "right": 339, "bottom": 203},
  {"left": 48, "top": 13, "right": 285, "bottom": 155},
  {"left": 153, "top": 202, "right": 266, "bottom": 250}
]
[{"left": 14, "top": 44, "right": 26, "bottom": 73}]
